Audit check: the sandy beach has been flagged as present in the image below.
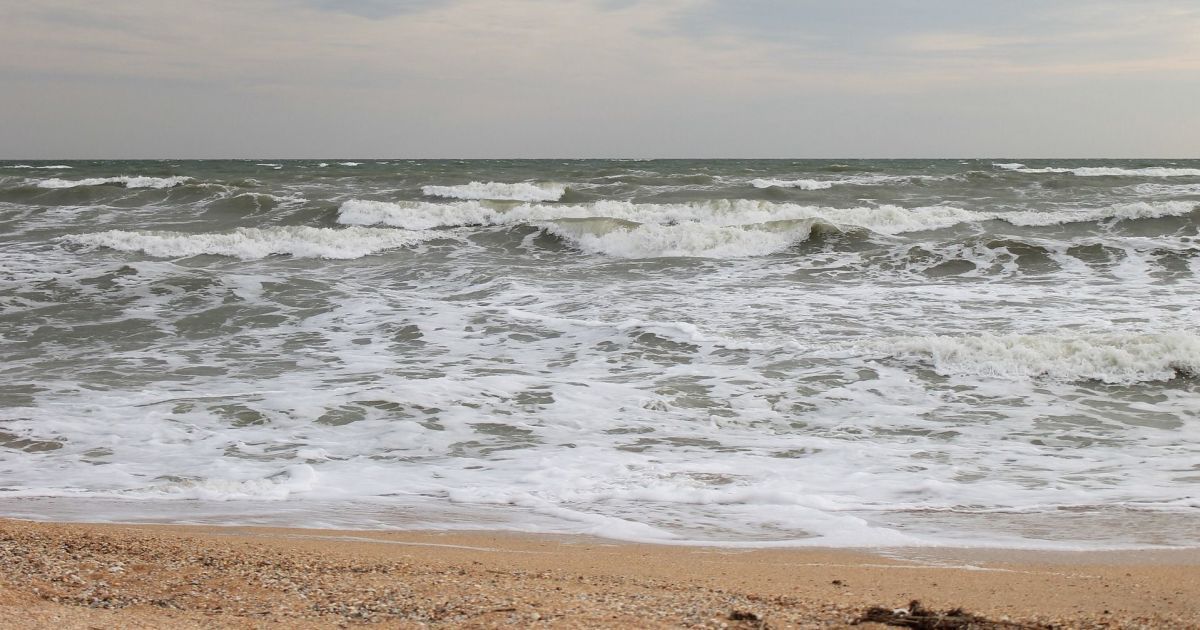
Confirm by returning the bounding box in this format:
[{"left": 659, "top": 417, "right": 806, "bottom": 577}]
[{"left": 1, "top": 518, "right": 1197, "bottom": 628}]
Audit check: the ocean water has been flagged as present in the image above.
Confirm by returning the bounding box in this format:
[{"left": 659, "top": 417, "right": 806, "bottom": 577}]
[{"left": 1, "top": 159, "right": 1199, "bottom": 549}]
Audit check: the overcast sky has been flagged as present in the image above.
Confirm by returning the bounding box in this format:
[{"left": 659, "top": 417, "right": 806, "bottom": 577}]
[{"left": 2, "top": 0, "right": 1198, "bottom": 158}]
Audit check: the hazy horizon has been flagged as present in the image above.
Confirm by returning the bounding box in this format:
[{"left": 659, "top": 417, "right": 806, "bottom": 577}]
[{"left": 3, "top": 0, "right": 1199, "bottom": 158}]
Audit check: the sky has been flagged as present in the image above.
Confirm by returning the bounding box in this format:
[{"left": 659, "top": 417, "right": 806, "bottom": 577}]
[{"left": 1, "top": 0, "right": 1198, "bottom": 158}]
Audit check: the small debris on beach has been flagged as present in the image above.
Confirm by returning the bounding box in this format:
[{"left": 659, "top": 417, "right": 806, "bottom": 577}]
[{"left": 857, "top": 599, "right": 1041, "bottom": 629}]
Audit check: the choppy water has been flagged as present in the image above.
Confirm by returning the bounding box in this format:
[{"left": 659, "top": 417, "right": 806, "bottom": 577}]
[{"left": 2, "top": 159, "right": 1199, "bottom": 548}]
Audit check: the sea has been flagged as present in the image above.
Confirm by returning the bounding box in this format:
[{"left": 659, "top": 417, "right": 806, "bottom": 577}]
[{"left": 1, "top": 159, "right": 1198, "bottom": 550}]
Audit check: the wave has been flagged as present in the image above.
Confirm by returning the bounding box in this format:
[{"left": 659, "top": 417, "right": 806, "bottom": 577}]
[
  {"left": 751, "top": 178, "right": 834, "bottom": 190},
  {"left": 339, "top": 199, "right": 982, "bottom": 234},
  {"left": 995, "top": 163, "right": 1200, "bottom": 177},
  {"left": 999, "top": 201, "right": 1197, "bottom": 226},
  {"left": 4, "top": 164, "right": 72, "bottom": 169},
  {"left": 340, "top": 198, "right": 1195, "bottom": 236},
  {"left": 542, "top": 218, "right": 830, "bottom": 258},
  {"left": 34, "top": 176, "right": 193, "bottom": 189},
  {"left": 58, "top": 226, "right": 437, "bottom": 260},
  {"left": 750, "top": 175, "right": 941, "bottom": 189},
  {"left": 866, "top": 332, "right": 1200, "bottom": 384},
  {"left": 135, "top": 465, "right": 318, "bottom": 501},
  {"left": 421, "top": 181, "right": 566, "bottom": 202},
  {"left": 1129, "top": 183, "right": 1200, "bottom": 196}
]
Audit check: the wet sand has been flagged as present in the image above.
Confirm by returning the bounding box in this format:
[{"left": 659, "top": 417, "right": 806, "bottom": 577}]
[{"left": 1, "top": 518, "right": 1198, "bottom": 628}]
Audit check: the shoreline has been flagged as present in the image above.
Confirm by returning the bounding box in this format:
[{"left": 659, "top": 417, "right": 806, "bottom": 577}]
[{"left": 3, "top": 519, "right": 1198, "bottom": 628}]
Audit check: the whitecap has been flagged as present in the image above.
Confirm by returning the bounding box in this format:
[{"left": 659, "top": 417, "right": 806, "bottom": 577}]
[
  {"left": 339, "top": 199, "right": 983, "bottom": 235},
  {"left": 422, "top": 181, "right": 566, "bottom": 202},
  {"left": 998, "top": 201, "right": 1196, "bottom": 226},
  {"left": 865, "top": 332, "right": 1200, "bottom": 384},
  {"left": 34, "top": 176, "right": 192, "bottom": 189},
  {"left": 542, "top": 218, "right": 821, "bottom": 258},
  {"left": 995, "top": 163, "right": 1200, "bottom": 177},
  {"left": 751, "top": 178, "right": 835, "bottom": 190},
  {"left": 59, "top": 226, "right": 436, "bottom": 260},
  {"left": 750, "top": 175, "right": 939, "bottom": 189}
]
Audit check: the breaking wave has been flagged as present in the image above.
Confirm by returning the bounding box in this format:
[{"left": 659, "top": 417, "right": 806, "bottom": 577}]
[
  {"left": 1000, "top": 201, "right": 1197, "bottom": 226},
  {"left": 867, "top": 332, "right": 1200, "bottom": 384},
  {"left": 339, "top": 198, "right": 1196, "bottom": 240},
  {"left": 1129, "top": 183, "right": 1200, "bottom": 196},
  {"left": 422, "top": 181, "right": 566, "bottom": 202},
  {"left": 750, "top": 175, "right": 941, "bottom": 189},
  {"left": 995, "top": 163, "right": 1200, "bottom": 177},
  {"left": 339, "top": 199, "right": 981, "bottom": 234},
  {"left": 34, "top": 176, "right": 193, "bottom": 189},
  {"left": 59, "top": 226, "right": 436, "bottom": 260},
  {"left": 751, "top": 178, "right": 835, "bottom": 190},
  {"left": 542, "top": 218, "right": 829, "bottom": 258}
]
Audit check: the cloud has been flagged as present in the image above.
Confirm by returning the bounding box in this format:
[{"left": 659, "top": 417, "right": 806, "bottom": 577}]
[
  {"left": 298, "top": 0, "right": 452, "bottom": 19},
  {"left": 1, "top": 0, "right": 1198, "bottom": 157}
]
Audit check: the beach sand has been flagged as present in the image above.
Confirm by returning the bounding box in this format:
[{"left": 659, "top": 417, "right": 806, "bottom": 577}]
[{"left": 1, "top": 518, "right": 1198, "bottom": 628}]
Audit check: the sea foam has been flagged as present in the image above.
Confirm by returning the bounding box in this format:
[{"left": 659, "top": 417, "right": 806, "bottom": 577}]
[
  {"left": 421, "top": 181, "right": 566, "bottom": 202},
  {"left": 542, "top": 219, "right": 822, "bottom": 258},
  {"left": 339, "top": 199, "right": 982, "bottom": 234},
  {"left": 867, "top": 332, "right": 1200, "bottom": 383},
  {"left": 750, "top": 175, "right": 939, "bottom": 189},
  {"left": 338, "top": 199, "right": 1196, "bottom": 254},
  {"left": 995, "top": 163, "right": 1200, "bottom": 177},
  {"left": 751, "top": 178, "right": 835, "bottom": 190},
  {"left": 35, "top": 176, "right": 193, "bottom": 189},
  {"left": 60, "top": 226, "right": 435, "bottom": 260}
]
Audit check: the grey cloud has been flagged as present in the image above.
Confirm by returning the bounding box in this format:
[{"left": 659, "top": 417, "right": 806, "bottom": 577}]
[{"left": 298, "top": 0, "right": 453, "bottom": 19}]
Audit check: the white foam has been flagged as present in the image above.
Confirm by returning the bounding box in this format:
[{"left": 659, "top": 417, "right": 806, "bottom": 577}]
[
  {"left": 3, "top": 164, "right": 71, "bottom": 169},
  {"left": 339, "top": 161, "right": 362, "bottom": 166},
  {"left": 34, "top": 176, "right": 192, "bottom": 189},
  {"left": 543, "top": 219, "right": 819, "bottom": 258},
  {"left": 139, "top": 465, "right": 318, "bottom": 501},
  {"left": 995, "top": 163, "right": 1200, "bottom": 177},
  {"left": 750, "top": 175, "right": 938, "bottom": 189},
  {"left": 422, "top": 181, "right": 566, "bottom": 202},
  {"left": 866, "top": 332, "right": 1200, "bottom": 383},
  {"left": 59, "top": 226, "right": 436, "bottom": 260},
  {"left": 999, "top": 201, "right": 1196, "bottom": 226},
  {"left": 1130, "top": 183, "right": 1200, "bottom": 196},
  {"left": 751, "top": 178, "right": 834, "bottom": 190},
  {"left": 339, "top": 199, "right": 982, "bottom": 235},
  {"left": 340, "top": 198, "right": 1194, "bottom": 246},
  {"left": 339, "top": 199, "right": 499, "bottom": 230}
]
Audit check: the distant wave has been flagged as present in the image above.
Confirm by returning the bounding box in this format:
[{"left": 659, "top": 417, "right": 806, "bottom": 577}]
[
  {"left": 751, "top": 178, "right": 835, "bottom": 190},
  {"left": 995, "top": 163, "right": 1200, "bottom": 177},
  {"left": 59, "top": 226, "right": 436, "bottom": 260},
  {"left": 750, "top": 175, "right": 941, "bottom": 189},
  {"left": 1129, "top": 183, "right": 1200, "bottom": 196},
  {"left": 866, "top": 332, "right": 1200, "bottom": 384},
  {"left": 4, "top": 164, "right": 72, "bottom": 169},
  {"left": 421, "top": 181, "right": 566, "bottom": 202},
  {"left": 339, "top": 198, "right": 1196, "bottom": 242},
  {"left": 339, "top": 199, "right": 982, "bottom": 235},
  {"left": 542, "top": 218, "right": 828, "bottom": 258},
  {"left": 1000, "top": 201, "right": 1197, "bottom": 226},
  {"left": 34, "top": 176, "right": 192, "bottom": 189}
]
